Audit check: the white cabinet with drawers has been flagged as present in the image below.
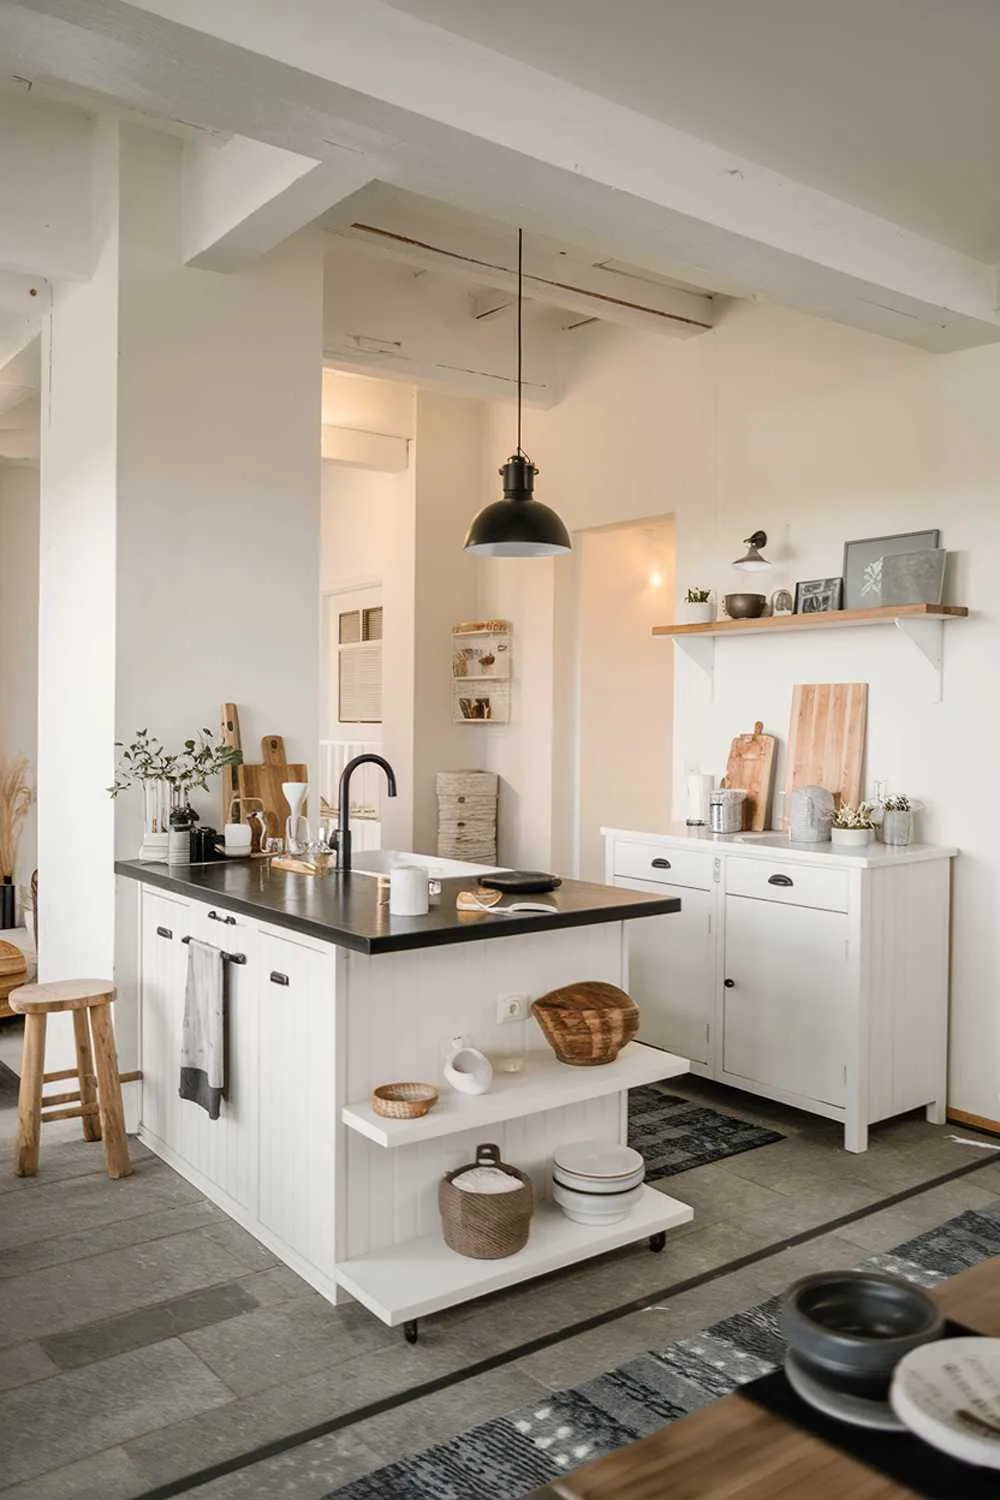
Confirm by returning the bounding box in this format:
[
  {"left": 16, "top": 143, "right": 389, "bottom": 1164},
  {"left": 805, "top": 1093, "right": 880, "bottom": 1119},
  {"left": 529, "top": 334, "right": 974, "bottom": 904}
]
[{"left": 604, "top": 826, "right": 957, "bottom": 1151}]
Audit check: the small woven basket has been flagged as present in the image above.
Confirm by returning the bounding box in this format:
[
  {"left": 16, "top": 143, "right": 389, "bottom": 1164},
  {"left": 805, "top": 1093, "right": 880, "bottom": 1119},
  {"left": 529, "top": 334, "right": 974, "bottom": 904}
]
[
  {"left": 531, "top": 981, "right": 640, "bottom": 1066},
  {"left": 371, "top": 1082, "right": 438, "bottom": 1120},
  {"left": 439, "top": 1144, "right": 533, "bottom": 1259}
]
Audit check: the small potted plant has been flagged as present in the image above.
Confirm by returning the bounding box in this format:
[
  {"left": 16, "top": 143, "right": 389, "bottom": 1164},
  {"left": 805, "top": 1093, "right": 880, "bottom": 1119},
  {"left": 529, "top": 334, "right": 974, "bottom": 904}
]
[
  {"left": 111, "top": 728, "right": 241, "bottom": 862},
  {"left": 681, "top": 588, "right": 714, "bottom": 625},
  {"left": 831, "top": 803, "right": 874, "bottom": 849},
  {"left": 880, "top": 794, "right": 913, "bottom": 847}
]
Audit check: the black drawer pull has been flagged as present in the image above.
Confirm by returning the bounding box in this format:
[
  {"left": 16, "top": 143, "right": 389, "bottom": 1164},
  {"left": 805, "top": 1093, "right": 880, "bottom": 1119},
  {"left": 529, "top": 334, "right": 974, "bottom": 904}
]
[
  {"left": 651, "top": 857, "right": 672, "bottom": 870},
  {"left": 724, "top": 978, "right": 735, "bottom": 988},
  {"left": 208, "top": 910, "right": 237, "bottom": 925},
  {"left": 270, "top": 971, "right": 290, "bottom": 986},
  {"left": 767, "top": 874, "right": 794, "bottom": 887},
  {"left": 156, "top": 925, "right": 173, "bottom": 940}
]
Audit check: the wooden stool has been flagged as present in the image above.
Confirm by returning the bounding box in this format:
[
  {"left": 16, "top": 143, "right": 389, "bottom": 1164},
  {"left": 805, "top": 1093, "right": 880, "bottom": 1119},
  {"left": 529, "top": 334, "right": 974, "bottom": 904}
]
[{"left": 8, "top": 979, "right": 139, "bottom": 1180}]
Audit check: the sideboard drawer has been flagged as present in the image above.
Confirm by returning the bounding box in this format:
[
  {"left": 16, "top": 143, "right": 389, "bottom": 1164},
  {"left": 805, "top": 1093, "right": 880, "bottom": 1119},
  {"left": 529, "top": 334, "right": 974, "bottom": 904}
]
[
  {"left": 612, "top": 841, "right": 713, "bottom": 891},
  {"left": 725, "top": 856, "right": 849, "bottom": 912}
]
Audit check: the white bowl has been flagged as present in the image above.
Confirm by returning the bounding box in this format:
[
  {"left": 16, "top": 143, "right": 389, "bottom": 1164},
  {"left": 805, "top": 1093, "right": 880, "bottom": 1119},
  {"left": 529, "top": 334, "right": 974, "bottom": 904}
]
[
  {"left": 553, "top": 1163, "right": 645, "bottom": 1195},
  {"left": 552, "top": 1139, "right": 644, "bottom": 1181},
  {"left": 552, "top": 1180, "right": 644, "bottom": 1225}
]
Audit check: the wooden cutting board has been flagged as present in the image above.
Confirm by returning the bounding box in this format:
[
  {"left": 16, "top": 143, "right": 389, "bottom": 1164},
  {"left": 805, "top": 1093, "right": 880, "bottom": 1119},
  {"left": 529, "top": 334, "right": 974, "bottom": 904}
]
[
  {"left": 237, "top": 735, "right": 307, "bottom": 837},
  {"left": 721, "top": 721, "right": 776, "bottom": 831},
  {"left": 783, "top": 683, "right": 869, "bottom": 826},
  {"left": 220, "top": 702, "right": 242, "bottom": 824}
]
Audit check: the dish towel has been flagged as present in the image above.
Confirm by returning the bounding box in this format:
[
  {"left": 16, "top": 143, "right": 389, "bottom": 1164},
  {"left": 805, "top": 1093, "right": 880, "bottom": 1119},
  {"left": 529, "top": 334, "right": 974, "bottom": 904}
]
[{"left": 179, "top": 939, "right": 226, "bottom": 1119}]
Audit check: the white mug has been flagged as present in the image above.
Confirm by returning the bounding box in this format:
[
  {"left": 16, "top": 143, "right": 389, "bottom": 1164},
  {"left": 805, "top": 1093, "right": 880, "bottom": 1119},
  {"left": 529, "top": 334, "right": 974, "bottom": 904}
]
[
  {"left": 224, "top": 822, "right": 252, "bottom": 857},
  {"left": 389, "top": 865, "right": 429, "bottom": 917}
]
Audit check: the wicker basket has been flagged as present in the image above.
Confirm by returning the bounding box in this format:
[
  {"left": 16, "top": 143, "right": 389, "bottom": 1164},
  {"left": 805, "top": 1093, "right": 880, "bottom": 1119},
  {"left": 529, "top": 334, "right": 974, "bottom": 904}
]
[
  {"left": 371, "top": 1082, "right": 438, "bottom": 1120},
  {"left": 531, "top": 981, "right": 640, "bottom": 1066},
  {"left": 439, "top": 1144, "right": 533, "bottom": 1259}
]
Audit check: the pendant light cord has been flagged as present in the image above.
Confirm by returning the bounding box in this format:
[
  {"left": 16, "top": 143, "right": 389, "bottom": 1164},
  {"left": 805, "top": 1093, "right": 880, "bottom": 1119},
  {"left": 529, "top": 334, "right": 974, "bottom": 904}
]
[{"left": 516, "top": 226, "right": 524, "bottom": 458}]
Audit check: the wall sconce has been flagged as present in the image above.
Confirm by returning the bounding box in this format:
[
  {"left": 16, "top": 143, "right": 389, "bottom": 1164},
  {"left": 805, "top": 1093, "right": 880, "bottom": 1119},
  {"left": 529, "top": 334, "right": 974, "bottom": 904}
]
[{"left": 732, "top": 531, "right": 771, "bottom": 571}]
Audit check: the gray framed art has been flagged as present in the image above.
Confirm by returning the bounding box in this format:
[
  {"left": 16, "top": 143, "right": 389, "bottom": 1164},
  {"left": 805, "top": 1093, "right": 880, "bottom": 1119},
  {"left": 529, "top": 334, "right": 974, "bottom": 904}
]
[{"left": 843, "top": 529, "right": 940, "bottom": 610}]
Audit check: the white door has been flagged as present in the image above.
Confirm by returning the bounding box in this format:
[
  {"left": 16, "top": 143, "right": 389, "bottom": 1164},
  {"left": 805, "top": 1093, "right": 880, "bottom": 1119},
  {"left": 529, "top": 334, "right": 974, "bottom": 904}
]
[
  {"left": 615, "top": 876, "right": 713, "bottom": 1065},
  {"left": 169, "top": 903, "right": 260, "bottom": 1214},
  {"left": 258, "top": 929, "right": 337, "bottom": 1275},
  {"left": 722, "top": 895, "right": 849, "bottom": 1107},
  {"left": 139, "top": 888, "right": 190, "bottom": 1146}
]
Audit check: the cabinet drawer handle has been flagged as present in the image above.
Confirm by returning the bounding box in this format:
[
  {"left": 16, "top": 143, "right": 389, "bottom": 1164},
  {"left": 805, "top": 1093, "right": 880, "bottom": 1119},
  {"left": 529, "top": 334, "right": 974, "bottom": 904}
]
[
  {"left": 724, "top": 978, "right": 735, "bottom": 988},
  {"left": 208, "top": 910, "right": 237, "bottom": 925},
  {"left": 269, "top": 971, "right": 290, "bottom": 986},
  {"left": 651, "top": 857, "right": 672, "bottom": 870},
  {"left": 156, "top": 925, "right": 173, "bottom": 940},
  {"left": 767, "top": 874, "right": 794, "bottom": 887}
]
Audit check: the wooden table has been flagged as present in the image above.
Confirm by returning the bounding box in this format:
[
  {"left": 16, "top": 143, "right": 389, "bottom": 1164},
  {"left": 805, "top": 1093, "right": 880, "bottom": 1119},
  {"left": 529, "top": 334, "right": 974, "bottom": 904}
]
[{"left": 531, "top": 1256, "right": 1000, "bottom": 1499}]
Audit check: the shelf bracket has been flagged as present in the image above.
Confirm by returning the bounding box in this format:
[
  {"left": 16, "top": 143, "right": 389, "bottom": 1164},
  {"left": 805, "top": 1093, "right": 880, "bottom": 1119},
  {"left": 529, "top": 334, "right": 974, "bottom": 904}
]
[
  {"left": 673, "top": 635, "right": 716, "bottom": 700},
  {"left": 895, "top": 617, "right": 944, "bottom": 701}
]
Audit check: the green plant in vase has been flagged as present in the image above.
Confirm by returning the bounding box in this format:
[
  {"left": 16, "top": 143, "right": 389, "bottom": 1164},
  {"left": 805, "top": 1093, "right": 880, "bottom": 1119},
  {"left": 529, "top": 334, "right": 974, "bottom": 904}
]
[{"left": 682, "top": 587, "right": 714, "bottom": 624}]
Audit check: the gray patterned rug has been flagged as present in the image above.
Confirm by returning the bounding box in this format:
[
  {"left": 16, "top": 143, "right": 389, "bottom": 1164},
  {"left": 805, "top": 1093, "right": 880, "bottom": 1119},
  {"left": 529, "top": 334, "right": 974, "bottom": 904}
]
[
  {"left": 326, "top": 1203, "right": 1000, "bottom": 1499},
  {"left": 628, "top": 1085, "right": 783, "bottom": 1180}
]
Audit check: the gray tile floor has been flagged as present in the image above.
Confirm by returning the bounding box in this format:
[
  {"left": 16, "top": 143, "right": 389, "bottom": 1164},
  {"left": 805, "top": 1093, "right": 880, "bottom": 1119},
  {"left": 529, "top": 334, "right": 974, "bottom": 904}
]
[{"left": 1, "top": 1032, "right": 997, "bottom": 1500}]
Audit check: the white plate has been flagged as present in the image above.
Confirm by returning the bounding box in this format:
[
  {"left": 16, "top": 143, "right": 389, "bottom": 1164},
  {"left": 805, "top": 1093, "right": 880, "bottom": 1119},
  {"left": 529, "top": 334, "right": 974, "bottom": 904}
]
[
  {"left": 785, "top": 1351, "right": 906, "bottom": 1432},
  {"left": 891, "top": 1337, "right": 1000, "bottom": 1467},
  {"left": 551, "top": 1181, "right": 643, "bottom": 1225},
  {"left": 552, "top": 1139, "right": 644, "bottom": 1181},
  {"left": 553, "top": 1165, "right": 645, "bottom": 1195}
]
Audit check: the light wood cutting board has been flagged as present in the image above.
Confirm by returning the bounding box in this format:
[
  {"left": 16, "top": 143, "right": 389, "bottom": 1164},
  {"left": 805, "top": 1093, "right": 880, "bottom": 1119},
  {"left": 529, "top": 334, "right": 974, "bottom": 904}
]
[
  {"left": 237, "top": 735, "right": 307, "bottom": 837},
  {"left": 783, "top": 683, "right": 869, "bottom": 826},
  {"left": 722, "top": 721, "right": 776, "bottom": 831}
]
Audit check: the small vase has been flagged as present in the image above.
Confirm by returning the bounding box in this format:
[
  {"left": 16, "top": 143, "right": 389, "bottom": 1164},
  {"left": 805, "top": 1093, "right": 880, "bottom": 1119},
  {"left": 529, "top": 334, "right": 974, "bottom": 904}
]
[
  {"left": 831, "top": 827, "right": 872, "bottom": 849},
  {"left": 443, "top": 1035, "right": 493, "bottom": 1095},
  {"left": 881, "top": 809, "right": 913, "bottom": 846}
]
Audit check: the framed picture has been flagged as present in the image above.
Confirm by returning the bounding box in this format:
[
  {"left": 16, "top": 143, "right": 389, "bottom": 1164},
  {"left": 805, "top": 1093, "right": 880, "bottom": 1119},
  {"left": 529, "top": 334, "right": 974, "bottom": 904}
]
[
  {"left": 794, "top": 577, "right": 843, "bottom": 615},
  {"left": 842, "top": 530, "right": 940, "bottom": 611}
]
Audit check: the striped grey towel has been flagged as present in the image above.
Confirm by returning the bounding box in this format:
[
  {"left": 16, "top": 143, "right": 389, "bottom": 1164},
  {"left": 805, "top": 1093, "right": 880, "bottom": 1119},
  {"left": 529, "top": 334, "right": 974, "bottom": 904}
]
[{"left": 179, "top": 938, "right": 225, "bottom": 1119}]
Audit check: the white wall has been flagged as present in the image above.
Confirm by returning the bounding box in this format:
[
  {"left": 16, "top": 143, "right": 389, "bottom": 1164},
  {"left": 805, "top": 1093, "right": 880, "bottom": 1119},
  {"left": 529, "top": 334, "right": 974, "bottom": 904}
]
[
  {"left": 478, "top": 302, "right": 1000, "bottom": 1120},
  {"left": 0, "top": 466, "right": 39, "bottom": 901}
]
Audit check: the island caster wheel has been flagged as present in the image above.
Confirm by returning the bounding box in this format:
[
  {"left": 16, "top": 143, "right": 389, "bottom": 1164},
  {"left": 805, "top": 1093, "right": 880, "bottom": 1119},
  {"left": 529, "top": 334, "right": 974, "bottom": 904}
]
[
  {"left": 403, "top": 1320, "right": 419, "bottom": 1345},
  {"left": 648, "top": 1231, "right": 667, "bottom": 1253}
]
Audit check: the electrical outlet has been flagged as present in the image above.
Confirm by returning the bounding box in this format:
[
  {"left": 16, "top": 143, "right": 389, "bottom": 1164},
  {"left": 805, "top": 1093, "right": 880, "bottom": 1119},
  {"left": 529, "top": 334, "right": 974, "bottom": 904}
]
[{"left": 497, "top": 993, "right": 529, "bottom": 1024}]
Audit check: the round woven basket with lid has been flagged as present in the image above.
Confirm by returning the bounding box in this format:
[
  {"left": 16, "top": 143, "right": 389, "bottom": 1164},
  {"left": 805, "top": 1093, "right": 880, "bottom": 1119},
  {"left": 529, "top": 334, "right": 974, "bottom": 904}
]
[{"left": 439, "top": 1143, "right": 533, "bottom": 1259}]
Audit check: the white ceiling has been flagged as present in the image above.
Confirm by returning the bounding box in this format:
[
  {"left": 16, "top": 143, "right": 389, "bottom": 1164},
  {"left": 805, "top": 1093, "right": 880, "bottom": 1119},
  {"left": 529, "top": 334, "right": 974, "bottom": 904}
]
[{"left": 381, "top": 0, "right": 1000, "bottom": 259}]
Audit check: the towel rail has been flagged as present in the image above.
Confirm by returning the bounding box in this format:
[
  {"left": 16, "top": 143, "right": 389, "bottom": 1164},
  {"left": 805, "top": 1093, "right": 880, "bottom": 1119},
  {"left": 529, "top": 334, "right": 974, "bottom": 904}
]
[{"left": 180, "top": 935, "right": 247, "bottom": 964}]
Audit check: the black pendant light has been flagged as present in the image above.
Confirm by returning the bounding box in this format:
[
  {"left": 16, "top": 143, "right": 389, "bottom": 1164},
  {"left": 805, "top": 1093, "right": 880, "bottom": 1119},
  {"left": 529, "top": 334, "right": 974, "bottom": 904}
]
[{"left": 464, "top": 229, "right": 571, "bottom": 557}]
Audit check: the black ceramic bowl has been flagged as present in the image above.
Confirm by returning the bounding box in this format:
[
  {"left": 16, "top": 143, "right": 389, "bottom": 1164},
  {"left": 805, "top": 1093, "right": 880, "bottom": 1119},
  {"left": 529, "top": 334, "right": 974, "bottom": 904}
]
[
  {"left": 783, "top": 1271, "right": 943, "bottom": 1398},
  {"left": 723, "top": 593, "right": 767, "bottom": 619}
]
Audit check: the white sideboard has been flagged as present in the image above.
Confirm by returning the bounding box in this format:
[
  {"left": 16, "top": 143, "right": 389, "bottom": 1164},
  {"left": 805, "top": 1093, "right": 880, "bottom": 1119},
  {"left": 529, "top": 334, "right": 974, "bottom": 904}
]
[{"left": 603, "top": 826, "right": 956, "bottom": 1152}]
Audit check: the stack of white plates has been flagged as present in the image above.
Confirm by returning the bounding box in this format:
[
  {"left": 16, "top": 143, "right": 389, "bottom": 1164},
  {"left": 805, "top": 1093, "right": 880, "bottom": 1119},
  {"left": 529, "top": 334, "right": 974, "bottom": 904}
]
[{"left": 551, "top": 1139, "right": 645, "bottom": 1225}]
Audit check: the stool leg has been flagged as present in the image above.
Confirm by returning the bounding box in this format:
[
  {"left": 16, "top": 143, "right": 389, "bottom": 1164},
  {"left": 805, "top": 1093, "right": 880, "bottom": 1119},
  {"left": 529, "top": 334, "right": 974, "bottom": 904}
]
[
  {"left": 72, "top": 1008, "right": 102, "bottom": 1143},
  {"left": 89, "top": 1004, "right": 132, "bottom": 1180},
  {"left": 15, "top": 1012, "right": 47, "bottom": 1177}
]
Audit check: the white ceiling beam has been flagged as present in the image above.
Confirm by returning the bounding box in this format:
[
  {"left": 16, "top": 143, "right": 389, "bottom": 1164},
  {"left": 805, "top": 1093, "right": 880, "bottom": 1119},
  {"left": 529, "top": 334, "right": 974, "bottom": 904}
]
[
  {"left": 182, "top": 135, "right": 377, "bottom": 271},
  {"left": 10, "top": 0, "right": 1000, "bottom": 348}
]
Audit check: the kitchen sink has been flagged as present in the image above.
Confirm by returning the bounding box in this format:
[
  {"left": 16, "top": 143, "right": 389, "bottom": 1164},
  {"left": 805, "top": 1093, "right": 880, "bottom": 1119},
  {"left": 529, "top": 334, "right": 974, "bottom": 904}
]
[{"left": 346, "top": 850, "right": 501, "bottom": 880}]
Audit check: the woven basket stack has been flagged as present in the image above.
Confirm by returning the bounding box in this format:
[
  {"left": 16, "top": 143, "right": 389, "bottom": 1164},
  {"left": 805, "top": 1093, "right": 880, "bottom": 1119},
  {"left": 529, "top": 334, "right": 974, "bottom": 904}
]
[{"left": 436, "top": 770, "right": 498, "bottom": 864}]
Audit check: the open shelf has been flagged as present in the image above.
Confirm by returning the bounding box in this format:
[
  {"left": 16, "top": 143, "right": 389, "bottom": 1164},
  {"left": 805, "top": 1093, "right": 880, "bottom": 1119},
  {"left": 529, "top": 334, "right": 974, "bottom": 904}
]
[
  {"left": 335, "top": 1186, "right": 693, "bottom": 1325},
  {"left": 654, "top": 604, "right": 968, "bottom": 702},
  {"left": 342, "top": 1042, "right": 689, "bottom": 1148}
]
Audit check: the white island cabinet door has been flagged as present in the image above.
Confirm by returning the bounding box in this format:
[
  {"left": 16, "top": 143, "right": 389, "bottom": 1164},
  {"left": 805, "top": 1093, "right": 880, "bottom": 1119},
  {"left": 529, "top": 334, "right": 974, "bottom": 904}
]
[
  {"left": 722, "top": 895, "right": 849, "bottom": 1108},
  {"left": 257, "top": 927, "right": 337, "bottom": 1283},
  {"left": 614, "top": 876, "right": 713, "bottom": 1065},
  {"left": 170, "top": 902, "right": 260, "bottom": 1216},
  {"left": 139, "top": 888, "right": 191, "bottom": 1148}
]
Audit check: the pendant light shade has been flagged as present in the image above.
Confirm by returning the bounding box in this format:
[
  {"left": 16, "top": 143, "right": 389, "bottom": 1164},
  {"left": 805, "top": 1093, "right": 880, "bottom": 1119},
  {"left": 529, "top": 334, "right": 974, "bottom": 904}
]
[
  {"left": 464, "top": 229, "right": 571, "bottom": 558},
  {"left": 732, "top": 530, "right": 771, "bottom": 571},
  {"left": 464, "top": 455, "right": 571, "bottom": 556}
]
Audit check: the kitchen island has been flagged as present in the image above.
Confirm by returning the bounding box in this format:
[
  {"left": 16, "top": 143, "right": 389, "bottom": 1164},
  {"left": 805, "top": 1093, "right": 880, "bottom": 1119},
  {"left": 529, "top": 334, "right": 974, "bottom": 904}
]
[{"left": 116, "top": 857, "right": 691, "bottom": 1337}]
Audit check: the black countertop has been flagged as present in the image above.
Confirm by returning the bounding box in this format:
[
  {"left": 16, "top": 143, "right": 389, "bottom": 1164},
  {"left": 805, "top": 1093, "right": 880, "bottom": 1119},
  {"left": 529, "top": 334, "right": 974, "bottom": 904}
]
[{"left": 115, "top": 859, "right": 681, "bottom": 955}]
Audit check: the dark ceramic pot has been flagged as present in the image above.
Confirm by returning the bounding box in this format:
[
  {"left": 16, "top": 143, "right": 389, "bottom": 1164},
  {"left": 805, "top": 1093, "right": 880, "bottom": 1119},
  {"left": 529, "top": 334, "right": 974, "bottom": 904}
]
[
  {"left": 783, "top": 1271, "right": 943, "bottom": 1398},
  {"left": 723, "top": 593, "right": 767, "bottom": 619}
]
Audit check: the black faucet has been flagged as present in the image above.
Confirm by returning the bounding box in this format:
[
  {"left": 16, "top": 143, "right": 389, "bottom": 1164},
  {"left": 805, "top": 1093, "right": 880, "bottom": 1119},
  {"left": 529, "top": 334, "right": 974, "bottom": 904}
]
[{"left": 336, "top": 754, "right": 397, "bottom": 874}]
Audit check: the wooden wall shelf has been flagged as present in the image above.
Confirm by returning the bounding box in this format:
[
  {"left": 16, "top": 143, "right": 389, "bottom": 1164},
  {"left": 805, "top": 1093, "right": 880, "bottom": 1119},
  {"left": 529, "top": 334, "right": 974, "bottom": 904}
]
[{"left": 653, "top": 604, "right": 968, "bottom": 702}]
